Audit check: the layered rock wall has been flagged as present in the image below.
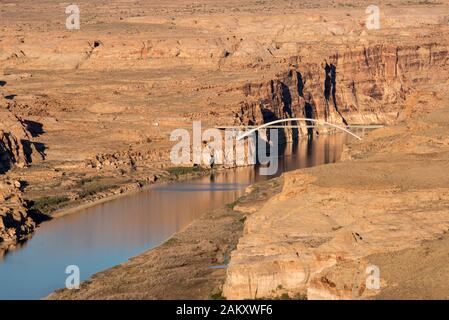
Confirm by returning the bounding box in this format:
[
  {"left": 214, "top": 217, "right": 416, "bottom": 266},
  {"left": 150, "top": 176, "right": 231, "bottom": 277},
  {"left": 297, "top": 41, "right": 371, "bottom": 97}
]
[
  {"left": 0, "top": 180, "right": 35, "bottom": 247},
  {"left": 235, "top": 44, "right": 449, "bottom": 141},
  {"left": 0, "top": 105, "right": 45, "bottom": 174},
  {"left": 0, "top": 105, "right": 44, "bottom": 247},
  {"left": 223, "top": 82, "right": 449, "bottom": 300}
]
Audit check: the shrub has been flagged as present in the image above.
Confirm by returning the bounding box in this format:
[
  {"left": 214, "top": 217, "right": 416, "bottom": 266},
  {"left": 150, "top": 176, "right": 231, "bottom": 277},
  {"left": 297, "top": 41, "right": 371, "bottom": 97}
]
[
  {"left": 167, "top": 166, "right": 205, "bottom": 176},
  {"left": 30, "top": 195, "right": 70, "bottom": 214}
]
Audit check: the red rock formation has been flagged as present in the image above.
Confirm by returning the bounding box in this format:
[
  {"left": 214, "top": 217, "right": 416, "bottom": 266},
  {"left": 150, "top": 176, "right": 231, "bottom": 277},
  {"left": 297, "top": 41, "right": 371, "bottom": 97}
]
[
  {"left": 0, "top": 103, "right": 45, "bottom": 173},
  {"left": 0, "top": 180, "right": 36, "bottom": 246},
  {"left": 235, "top": 44, "right": 449, "bottom": 140},
  {"left": 0, "top": 104, "right": 44, "bottom": 247}
]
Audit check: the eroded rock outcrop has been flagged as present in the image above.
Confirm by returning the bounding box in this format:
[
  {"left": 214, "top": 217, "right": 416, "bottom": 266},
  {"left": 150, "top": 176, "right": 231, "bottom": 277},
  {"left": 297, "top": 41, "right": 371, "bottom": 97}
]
[
  {"left": 236, "top": 44, "right": 449, "bottom": 142},
  {"left": 0, "top": 111, "right": 29, "bottom": 173},
  {"left": 0, "top": 104, "right": 45, "bottom": 173},
  {"left": 223, "top": 92, "right": 449, "bottom": 299},
  {"left": 0, "top": 102, "right": 44, "bottom": 249},
  {"left": 0, "top": 179, "right": 35, "bottom": 247},
  {"left": 86, "top": 148, "right": 168, "bottom": 171}
]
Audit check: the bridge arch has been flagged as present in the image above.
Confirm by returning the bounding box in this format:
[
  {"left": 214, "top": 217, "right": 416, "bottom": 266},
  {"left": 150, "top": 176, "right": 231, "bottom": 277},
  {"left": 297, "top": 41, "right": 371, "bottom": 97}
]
[{"left": 236, "top": 118, "right": 362, "bottom": 141}]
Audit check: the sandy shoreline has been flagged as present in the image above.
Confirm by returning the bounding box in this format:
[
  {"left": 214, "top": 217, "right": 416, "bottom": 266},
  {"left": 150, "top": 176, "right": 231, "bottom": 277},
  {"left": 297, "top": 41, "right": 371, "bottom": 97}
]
[
  {"left": 47, "top": 176, "right": 283, "bottom": 299},
  {"left": 49, "top": 168, "right": 213, "bottom": 219},
  {"left": 45, "top": 133, "right": 349, "bottom": 300},
  {"left": 223, "top": 91, "right": 449, "bottom": 300},
  {"left": 48, "top": 91, "right": 449, "bottom": 300}
]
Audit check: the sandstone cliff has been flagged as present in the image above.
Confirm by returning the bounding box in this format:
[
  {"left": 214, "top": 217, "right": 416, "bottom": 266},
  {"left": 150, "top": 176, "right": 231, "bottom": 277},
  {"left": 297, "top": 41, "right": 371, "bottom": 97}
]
[
  {"left": 1, "top": 1, "right": 449, "bottom": 211},
  {"left": 236, "top": 44, "right": 449, "bottom": 142},
  {"left": 223, "top": 89, "right": 449, "bottom": 299},
  {"left": 0, "top": 102, "right": 45, "bottom": 247},
  {"left": 0, "top": 101, "right": 45, "bottom": 174},
  {"left": 0, "top": 179, "right": 35, "bottom": 248}
]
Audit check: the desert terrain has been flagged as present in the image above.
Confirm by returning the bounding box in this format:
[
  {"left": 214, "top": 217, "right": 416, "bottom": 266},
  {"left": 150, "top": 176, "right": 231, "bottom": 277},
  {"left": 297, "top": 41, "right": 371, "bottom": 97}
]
[
  {"left": 49, "top": 95, "right": 449, "bottom": 300},
  {"left": 2, "top": 0, "right": 449, "bottom": 299}
]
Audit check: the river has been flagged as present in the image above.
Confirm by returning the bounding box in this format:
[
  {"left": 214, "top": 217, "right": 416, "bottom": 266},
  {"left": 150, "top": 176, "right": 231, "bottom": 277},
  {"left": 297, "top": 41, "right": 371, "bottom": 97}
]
[{"left": 0, "top": 134, "right": 349, "bottom": 299}]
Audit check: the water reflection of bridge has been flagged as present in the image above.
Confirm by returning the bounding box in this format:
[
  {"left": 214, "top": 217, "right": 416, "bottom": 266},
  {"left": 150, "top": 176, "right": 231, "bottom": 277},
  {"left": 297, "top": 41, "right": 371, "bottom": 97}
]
[{"left": 215, "top": 124, "right": 385, "bottom": 129}]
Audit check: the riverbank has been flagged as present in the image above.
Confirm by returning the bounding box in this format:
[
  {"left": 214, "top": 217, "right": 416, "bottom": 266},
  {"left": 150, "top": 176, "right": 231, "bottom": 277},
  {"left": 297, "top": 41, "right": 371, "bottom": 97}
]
[
  {"left": 1, "top": 132, "right": 348, "bottom": 300},
  {"left": 49, "top": 166, "right": 217, "bottom": 219},
  {"left": 47, "top": 177, "right": 283, "bottom": 299},
  {"left": 3, "top": 0, "right": 449, "bottom": 259},
  {"left": 0, "top": 163, "right": 216, "bottom": 256},
  {"left": 48, "top": 88, "right": 449, "bottom": 300},
  {"left": 223, "top": 89, "right": 449, "bottom": 299}
]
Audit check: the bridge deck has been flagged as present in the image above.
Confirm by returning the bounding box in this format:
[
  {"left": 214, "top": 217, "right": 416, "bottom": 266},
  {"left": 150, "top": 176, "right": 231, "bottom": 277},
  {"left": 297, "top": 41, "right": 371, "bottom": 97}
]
[{"left": 215, "top": 125, "right": 385, "bottom": 130}]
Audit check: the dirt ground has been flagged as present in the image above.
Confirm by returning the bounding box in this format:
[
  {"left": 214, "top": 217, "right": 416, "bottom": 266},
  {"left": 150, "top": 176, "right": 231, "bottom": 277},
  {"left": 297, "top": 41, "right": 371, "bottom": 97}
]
[{"left": 368, "top": 234, "right": 449, "bottom": 300}]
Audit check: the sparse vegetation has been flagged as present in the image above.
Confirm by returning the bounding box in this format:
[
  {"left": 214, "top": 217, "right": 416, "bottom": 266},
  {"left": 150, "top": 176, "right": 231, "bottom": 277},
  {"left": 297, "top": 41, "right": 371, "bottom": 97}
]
[
  {"left": 164, "top": 237, "right": 178, "bottom": 246},
  {"left": 226, "top": 195, "right": 246, "bottom": 209},
  {"left": 77, "top": 183, "right": 117, "bottom": 199},
  {"left": 167, "top": 166, "right": 207, "bottom": 176},
  {"left": 210, "top": 292, "right": 226, "bottom": 300},
  {"left": 256, "top": 292, "right": 308, "bottom": 300},
  {"left": 74, "top": 176, "right": 120, "bottom": 199},
  {"left": 77, "top": 176, "right": 101, "bottom": 186},
  {"left": 30, "top": 195, "right": 70, "bottom": 214}
]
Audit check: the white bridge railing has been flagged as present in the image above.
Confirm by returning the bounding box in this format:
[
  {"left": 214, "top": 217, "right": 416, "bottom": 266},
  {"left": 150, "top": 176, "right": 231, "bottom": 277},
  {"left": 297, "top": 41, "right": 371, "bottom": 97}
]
[{"left": 215, "top": 118, "right": 384, "bottom": 141}]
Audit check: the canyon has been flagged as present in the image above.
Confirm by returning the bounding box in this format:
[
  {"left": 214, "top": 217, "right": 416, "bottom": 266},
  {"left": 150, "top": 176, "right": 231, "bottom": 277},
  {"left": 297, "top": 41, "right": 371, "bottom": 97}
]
[
  {"left": 224, "top": 93, "right": 449, "bottom": 299},
  {"left": 1, "top": 0, "right": 449, "bottom": 299}
]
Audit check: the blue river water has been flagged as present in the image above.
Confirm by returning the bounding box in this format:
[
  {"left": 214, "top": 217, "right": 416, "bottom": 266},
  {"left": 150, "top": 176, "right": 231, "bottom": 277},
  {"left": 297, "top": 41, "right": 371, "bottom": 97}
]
[{"left": 0, "top": 134, "right": 347, "bottom": 299}]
